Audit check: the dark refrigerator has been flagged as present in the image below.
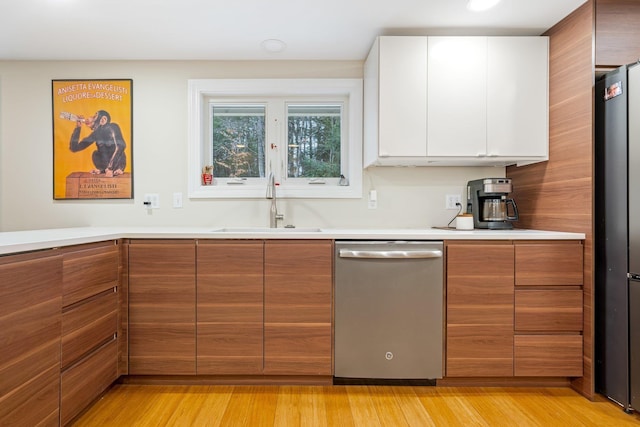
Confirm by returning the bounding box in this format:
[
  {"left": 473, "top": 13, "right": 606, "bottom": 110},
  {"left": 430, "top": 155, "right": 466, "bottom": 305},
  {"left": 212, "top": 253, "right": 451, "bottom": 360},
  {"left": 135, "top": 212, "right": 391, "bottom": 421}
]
[{"left": 595, "top": 62, "right": 640, "bottom": 412}]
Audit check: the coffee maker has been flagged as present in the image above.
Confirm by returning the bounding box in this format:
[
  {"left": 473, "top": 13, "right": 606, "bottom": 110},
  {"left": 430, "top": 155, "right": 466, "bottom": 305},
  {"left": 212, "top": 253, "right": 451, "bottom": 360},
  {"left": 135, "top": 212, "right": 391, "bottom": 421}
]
[{"left": 466, "top": 178, "right": 519, "bottom": 229}]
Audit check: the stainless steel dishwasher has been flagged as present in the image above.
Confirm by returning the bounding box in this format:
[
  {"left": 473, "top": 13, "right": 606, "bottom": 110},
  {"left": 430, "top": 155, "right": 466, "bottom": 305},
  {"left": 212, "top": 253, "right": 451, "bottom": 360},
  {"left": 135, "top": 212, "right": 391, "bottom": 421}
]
[{"left": 334, "top": 240, "right": 443, "bottom": 380}]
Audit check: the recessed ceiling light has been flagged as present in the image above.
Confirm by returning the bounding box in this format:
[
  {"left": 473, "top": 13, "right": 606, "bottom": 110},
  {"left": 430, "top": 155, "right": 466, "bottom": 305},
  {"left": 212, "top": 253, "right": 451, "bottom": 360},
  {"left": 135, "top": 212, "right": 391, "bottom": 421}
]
[
  {"left": 261, "top": 39, "right": 287, "bottom": 54},
  {"left": 467, "top": 0, "right": 501, "bottom": 12}
]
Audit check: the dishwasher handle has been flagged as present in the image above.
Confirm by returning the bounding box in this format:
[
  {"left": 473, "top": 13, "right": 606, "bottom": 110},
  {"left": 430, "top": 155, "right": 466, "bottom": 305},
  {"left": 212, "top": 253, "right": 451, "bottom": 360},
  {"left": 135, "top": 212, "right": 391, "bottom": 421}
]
[{"left": 339, "top": 249, "right": 443, "bottom": 259}]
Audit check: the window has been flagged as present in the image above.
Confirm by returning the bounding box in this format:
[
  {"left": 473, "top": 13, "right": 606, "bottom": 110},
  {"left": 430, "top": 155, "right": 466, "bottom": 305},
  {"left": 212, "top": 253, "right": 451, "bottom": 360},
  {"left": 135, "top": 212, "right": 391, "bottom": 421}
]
[
  {"left": 210, "top": 104, "right": 266, "bottom": 180},
  {"left": 287, "top": 103, "right": 342, "bottom": 179},
  {"left": 188, "top": 79, "right": 362, "bottom": 198}
]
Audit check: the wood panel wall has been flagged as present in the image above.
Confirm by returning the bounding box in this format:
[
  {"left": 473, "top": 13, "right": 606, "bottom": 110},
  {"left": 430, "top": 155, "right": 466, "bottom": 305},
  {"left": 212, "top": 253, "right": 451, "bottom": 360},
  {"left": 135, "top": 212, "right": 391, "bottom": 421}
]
[
  {"left": 595, "top": 0, "right": 640, "bottom": 68},
  {"left": 506, "top": 1, "right": 595, "bottom": 398}
]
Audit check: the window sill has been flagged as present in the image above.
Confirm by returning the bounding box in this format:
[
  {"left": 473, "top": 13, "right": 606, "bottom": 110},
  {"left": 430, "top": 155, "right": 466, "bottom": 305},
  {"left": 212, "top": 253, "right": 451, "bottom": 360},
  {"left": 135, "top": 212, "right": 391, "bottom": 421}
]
[{"left": 188, "top": 182, "right": 362, "bottom": 199}]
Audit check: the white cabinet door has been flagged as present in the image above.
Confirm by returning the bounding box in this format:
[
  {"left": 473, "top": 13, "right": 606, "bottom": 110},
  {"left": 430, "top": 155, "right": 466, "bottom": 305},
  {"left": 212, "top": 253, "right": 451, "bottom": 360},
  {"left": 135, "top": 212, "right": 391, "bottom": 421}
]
[
  {"left": 379, "top": 36, "right": 428, "bottom": 158},
  {"left": 364, "top": 36, "right": 428, "bottom": 166},
  {"left": 487, "top": 37, "right": 549, "bottom": 158},
  {"left": 427, "top": 37, "right": 487, "bottom": 157}
]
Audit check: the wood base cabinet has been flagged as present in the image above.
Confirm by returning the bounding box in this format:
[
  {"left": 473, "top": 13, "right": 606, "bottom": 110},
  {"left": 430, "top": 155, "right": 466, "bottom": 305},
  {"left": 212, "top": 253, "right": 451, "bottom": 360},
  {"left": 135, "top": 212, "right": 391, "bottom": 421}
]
[
  {"left": 60, "top": 241, "right": 119, "bottom": 425},
  {"left": 513, "top": 242, "right": 584, "bottom": 377},
  {"left": 128, "top": 240, "right": 196, "bottom": 375},
  {"left": 264, "top": 240, "right": 333, "bottom": 375},
  {"left": 128, "top": 239, "right": 332, "bottom": 378},
  {"left": 0, "top": 251, "right": 62, "bottom": 427},
  {"left": 197, "top": 241, "right": 264, "bottom": 374},
  {"left": 446, "top": 243, "right": 515, "bottom": 377},
  {"left": 196, "top": 239, "right": 333, "bottom": 376},
  {"left": 445, "top": 240, "right": 584, "bottom": 378}
]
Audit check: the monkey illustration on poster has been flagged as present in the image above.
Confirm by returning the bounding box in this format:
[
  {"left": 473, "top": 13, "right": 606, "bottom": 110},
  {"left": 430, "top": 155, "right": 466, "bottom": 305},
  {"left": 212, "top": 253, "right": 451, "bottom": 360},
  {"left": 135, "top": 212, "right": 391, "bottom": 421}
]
[{"left": 52, "top": 79, "right": 133, "bottom": 199}]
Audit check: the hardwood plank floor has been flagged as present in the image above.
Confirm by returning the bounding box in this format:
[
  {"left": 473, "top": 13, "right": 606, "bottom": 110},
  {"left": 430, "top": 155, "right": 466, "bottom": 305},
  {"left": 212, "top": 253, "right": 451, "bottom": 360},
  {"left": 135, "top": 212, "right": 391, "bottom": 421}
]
[{"left": 71, "top": 385, "right": 640, "bottom": 426}]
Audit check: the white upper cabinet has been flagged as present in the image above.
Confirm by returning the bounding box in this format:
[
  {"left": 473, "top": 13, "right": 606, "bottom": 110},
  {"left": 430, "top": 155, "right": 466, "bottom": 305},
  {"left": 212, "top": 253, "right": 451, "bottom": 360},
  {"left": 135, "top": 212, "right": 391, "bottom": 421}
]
[
  {"left": 363, "top": 36, "right": 549, "bottom": 167},
  {"left": 364, "top": 36, "right": 428, "bottom": 166},
  {"left": 427, "top": 37, "right": 488, "bottom": 158},
  {"left": 486, "top": 37, "right": 549, "bottom": 160}
]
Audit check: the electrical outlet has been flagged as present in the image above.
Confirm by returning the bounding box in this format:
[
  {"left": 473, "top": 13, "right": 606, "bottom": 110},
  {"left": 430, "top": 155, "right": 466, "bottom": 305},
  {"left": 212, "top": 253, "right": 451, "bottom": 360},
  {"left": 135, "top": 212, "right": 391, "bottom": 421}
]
[
  {"left": 144, "top": 193, "right": 160, "bottom": 209},
  {"left": 446, "top": 194, "right": 462, "bottom": 210}
]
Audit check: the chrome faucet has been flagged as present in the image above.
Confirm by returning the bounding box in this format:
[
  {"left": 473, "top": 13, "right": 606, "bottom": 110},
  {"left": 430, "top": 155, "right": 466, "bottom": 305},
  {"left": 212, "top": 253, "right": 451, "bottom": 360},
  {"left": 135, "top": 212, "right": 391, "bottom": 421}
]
[{"left": 266, "top": 172, "right": 284, "bottom": 228}]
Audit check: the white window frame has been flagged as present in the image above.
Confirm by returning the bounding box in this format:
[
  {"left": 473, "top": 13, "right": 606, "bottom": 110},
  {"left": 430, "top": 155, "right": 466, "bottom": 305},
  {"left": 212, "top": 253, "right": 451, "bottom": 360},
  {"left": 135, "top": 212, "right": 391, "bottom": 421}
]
[{"left": 187, "top": 79, "right": 363, "bottom": 199}]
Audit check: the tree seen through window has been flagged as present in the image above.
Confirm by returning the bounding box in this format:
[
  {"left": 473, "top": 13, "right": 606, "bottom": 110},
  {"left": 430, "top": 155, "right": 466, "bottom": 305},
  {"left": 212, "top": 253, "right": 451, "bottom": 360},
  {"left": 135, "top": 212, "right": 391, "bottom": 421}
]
[
  {"left": 287, "top": 104, "right": 341, "bottom": 178},
  {"left": 211, "top": 103, "right": 341, "bottom": 180},
  {"left": 211, "top": 105, "right": 265, "bottom": 178}
]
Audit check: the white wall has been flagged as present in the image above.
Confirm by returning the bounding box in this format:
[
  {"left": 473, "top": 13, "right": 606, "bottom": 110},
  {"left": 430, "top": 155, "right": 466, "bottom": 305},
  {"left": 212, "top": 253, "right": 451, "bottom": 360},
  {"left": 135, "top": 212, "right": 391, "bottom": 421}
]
[{"left": 0, "top": 60, "right": 502, "bottom": 231}]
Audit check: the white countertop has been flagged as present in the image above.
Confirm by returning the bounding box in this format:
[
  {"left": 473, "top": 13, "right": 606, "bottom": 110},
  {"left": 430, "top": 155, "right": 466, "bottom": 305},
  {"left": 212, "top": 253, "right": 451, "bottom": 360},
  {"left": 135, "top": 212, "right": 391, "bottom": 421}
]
[{"left": 0, "top": 226, "right": 586, "bottom": 256}]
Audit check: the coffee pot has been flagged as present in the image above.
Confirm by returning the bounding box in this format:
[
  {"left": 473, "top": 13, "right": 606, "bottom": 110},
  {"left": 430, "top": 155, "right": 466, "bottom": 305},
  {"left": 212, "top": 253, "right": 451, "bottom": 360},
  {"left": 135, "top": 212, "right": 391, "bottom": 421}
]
[{"left": 482, "top": 198, "right": 519, "bottom": 222}]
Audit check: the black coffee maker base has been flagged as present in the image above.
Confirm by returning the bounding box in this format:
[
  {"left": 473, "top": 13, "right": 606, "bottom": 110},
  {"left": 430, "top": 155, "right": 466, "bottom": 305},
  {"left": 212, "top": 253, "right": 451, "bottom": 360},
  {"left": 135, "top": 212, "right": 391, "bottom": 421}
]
[{"left": 476, "top": 221, "right": 515, "bottom": 230}]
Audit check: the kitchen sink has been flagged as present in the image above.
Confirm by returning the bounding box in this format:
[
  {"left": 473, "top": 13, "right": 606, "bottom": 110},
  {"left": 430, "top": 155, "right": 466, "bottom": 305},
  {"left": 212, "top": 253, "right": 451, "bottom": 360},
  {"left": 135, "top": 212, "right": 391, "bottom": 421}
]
[{"left": 210, "top": 227, "right": 323, "bottom": 233}]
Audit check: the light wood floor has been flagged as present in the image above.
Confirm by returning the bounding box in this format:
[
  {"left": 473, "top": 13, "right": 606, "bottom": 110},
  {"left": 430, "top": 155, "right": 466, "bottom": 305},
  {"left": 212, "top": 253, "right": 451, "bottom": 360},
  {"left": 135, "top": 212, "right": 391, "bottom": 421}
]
[{"left": 72, "top": 385, "right": 640, "bottom": 427}]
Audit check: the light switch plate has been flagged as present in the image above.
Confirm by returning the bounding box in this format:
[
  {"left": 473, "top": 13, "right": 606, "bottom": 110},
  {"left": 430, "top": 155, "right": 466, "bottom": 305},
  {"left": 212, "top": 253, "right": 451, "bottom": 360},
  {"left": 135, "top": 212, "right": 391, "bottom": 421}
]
[
  {"left": 368, "top": 190, "right": 377, "bottom": 209},
  {"left": 173, "top": 192, "right": 183, "bottom": 208}
]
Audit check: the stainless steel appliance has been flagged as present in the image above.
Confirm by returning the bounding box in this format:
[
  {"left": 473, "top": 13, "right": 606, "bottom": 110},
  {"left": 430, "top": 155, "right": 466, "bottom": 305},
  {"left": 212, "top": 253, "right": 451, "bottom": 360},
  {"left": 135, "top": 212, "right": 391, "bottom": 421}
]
[
  {"left": 595, "top": 63, "right": 640, "bottom": 412},
  {"left": 334, "top": 241, "right": 443, "bottom": 380},
  {"left": 466, "top": 178, "right": 519, "bottom": 229}
]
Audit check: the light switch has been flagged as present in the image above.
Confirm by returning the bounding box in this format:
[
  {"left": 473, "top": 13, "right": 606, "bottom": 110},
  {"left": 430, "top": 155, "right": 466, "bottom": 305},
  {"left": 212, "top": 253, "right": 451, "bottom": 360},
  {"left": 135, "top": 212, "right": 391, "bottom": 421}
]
[
  {"left": 173, "top": 192, "right": 183, "bottom": 208},
  {"left": 368, "top": 190, "right": 377, "bottom": 209}
]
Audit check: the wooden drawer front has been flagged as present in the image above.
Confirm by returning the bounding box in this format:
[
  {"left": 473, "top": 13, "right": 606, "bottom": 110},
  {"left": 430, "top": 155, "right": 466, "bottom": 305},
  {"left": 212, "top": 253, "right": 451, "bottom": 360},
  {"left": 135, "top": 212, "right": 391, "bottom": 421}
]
[
  {"left": 264, "top": 324, "right": 332, "bottom": 375},
  {"left": 515, "top": 243, "right": 583, "bottom": 286},
  {"left": 62, "top": 290, "right": 118, "bottom": 369},
  {"left": 61, "top": 339, "right": 118, "bottom": 426},
  {"left": 514, "top": 335, "right": 583, "bottom": 377},
  {"left": 446, "top": 325, "right": 514, "bottom": 377},
  {"left": 515, "top": 289, "right": 583, "bottom": 332},
  {"left": 63, "top": 243, "right": 119, "bottom": 306}
]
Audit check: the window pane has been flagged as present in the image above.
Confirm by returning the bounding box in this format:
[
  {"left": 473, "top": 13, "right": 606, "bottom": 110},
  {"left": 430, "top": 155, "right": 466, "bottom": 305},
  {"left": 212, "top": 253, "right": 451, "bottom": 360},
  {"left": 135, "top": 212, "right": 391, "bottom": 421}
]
[
  {"left": 287, "top": 104, "right": 341, "bottom": 178},
  {"left": 211, "top": 104, "right": 265, "bottom": 178}
]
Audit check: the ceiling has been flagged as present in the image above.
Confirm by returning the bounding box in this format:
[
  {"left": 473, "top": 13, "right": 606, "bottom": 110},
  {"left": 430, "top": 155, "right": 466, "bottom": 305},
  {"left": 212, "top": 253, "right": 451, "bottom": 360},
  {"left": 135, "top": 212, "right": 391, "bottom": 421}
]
[{"left": 0, "top": 0, "right": 587, "bottom": 61}]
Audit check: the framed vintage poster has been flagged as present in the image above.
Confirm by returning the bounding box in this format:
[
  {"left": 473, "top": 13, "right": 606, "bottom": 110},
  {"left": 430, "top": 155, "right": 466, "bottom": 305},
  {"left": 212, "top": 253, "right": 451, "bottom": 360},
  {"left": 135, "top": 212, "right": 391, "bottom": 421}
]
[{"left": 52, "top": 79, "right": 133, "bottom": 199}]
